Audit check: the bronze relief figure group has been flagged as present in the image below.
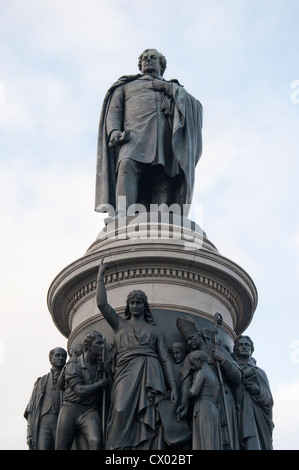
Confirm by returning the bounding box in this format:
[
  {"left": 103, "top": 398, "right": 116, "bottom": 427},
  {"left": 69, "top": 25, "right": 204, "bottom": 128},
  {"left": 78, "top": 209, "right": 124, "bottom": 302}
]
[{"left": 25, "top": 262, "right": 274, "bottom": 451}]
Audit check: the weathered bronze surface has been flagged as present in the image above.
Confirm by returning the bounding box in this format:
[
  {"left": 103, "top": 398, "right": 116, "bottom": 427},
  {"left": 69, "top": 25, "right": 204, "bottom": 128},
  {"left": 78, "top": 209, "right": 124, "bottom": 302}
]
[
  {"left": 24, "top": 347, "right": 67, "bottom": 450},
  {"left": 95, "top": 49, "right": 203, "bottom": 218}
]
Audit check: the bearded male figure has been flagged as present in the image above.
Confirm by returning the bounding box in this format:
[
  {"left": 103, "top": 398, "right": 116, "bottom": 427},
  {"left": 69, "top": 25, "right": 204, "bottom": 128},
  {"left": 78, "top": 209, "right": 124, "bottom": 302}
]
[{"left": 95, "top": 49, "right": 203, "bottom": 218}]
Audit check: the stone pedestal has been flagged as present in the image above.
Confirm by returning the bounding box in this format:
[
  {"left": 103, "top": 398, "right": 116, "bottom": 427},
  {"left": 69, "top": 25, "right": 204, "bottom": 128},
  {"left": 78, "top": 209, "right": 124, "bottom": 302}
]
[{"left": 47, "top": 215, "right": 258, "bottom": 356}]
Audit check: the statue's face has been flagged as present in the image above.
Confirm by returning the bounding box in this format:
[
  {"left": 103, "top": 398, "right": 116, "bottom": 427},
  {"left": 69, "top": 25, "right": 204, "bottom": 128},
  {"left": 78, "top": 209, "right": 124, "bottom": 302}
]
[
  {"left": 129, "top": 296, "right": 145, "bottom": 318},
  {"left": 69, "top": 344, "right": 83, "bottom": 358},
  {"left": 235, "top": 337, "right": 252, "bottom": 358},
  {"left": 171, "top": 345, "right": 185, "bottom": 364},
  {"left": 187, "top": 333, "right": 201, "bottom": 350},
  {"left": 50, "top": 348, "right": 67, "bottom": 370},
  {"left": 89, "top": 335, "right": 104, "bottom": 357},
  {"left": 141, "top": 49, "right": 161, "bottom": 76}
]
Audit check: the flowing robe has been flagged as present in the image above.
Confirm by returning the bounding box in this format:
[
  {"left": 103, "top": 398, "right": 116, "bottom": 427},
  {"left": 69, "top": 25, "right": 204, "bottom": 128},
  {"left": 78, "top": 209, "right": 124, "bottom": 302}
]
[
  {"left": 237, "top": 358, "right": 274, "bottom": 450},
  {"left": 101, "top": 304, "right": 176, "bottom": 450},
  {"left": 180, "top": 347, "right": 241, "bottom": 450},
  {"left": 190, "top": 366, "right": 222, "bottom": 450}
]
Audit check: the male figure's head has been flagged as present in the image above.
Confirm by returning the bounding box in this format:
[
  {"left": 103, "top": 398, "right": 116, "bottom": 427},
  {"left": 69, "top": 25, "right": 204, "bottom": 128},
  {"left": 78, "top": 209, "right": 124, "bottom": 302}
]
[
  {"left": 138, "top": 49, "right": 167, "bottom": 76},
  {"left": 233, "top": 335, "right": 254, "bottom": 360},
  {"left": 69, "top": 343, "right": 83, "bottom": 358},
  {"left": 186, "top": 332, "right": 202, "bottom": 351},
  {"left": 49, "top": 347, "right": 67, "bottom": 371},
  {"left": 188, "top": 350, "right": 208, "bottom": 371},
  {"left": 171, "top": 342, "right": 186, "bottom": 364},
  {"left": 176, "top": 317, "right": 201, "bottom": 351},
  {"left": 83, "top": 330, "right": 104, "bottom": 359}
]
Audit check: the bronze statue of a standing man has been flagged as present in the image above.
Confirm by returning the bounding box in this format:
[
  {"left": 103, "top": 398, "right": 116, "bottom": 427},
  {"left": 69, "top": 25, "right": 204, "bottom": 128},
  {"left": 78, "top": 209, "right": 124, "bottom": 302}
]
[
  {"left": 24, "top": 347, "right": 67, "bottom": 450},
  {"left": 95, "top": 49, "right": 203, "bottom": 218},
  {"left": 233, "top": 335, "right": 274, "bottom": 450},
  {"left": 55, "top": 331, "right": 108, "bottom": 450}
]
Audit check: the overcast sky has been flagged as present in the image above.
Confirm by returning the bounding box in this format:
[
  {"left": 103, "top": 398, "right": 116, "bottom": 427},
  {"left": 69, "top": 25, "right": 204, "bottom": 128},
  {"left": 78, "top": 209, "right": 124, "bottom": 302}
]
[{"left": 1, "top": 0, "right": 299, "bottom": 450}]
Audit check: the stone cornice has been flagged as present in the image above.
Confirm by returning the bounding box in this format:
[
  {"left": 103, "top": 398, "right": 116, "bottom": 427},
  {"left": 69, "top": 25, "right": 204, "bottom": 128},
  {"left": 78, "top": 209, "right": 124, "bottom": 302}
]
[
  {"left": 65, "top": 266, "right": 240, "bottom": 325},
  {"left": 48, "top": 225, "right": 257, "bottom": 337}
]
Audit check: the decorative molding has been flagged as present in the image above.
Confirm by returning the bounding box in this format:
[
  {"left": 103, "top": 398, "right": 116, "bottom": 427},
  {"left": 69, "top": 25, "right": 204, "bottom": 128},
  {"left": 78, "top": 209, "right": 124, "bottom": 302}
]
[{"left": 65, "top": 267, "right": 240, "bottom": 321}]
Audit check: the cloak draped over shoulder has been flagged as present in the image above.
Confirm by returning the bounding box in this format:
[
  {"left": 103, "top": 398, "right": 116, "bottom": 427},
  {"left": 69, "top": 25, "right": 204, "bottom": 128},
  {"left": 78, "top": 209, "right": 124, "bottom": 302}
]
[
  {"left": 238, "top": 359, "right": 274, "bottom": 450},
  {"left": 95, "top": 74, "right": 203, "bottom": 214}
]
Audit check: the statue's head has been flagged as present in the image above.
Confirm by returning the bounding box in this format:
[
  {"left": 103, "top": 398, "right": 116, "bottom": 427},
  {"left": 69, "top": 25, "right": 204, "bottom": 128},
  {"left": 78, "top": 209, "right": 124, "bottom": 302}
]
[
  {"left": 69, "top": 343, "right": 83, "bottom": 358},
  {"left": 49, "top": 347, "right": 67, "bottom": 370},
  {"left": 233, "top": 335, "right": 254, "bottom": 358},
  {"left": 125, "top": 290, "right": 154, "bottom": 323},
  {"left": 188, "top": 350, "right": 208, "bottom": 371},
  {"left": 186, "top": 332, "right": 202, "bottom": 350},
  {"left": 176, "top": 317, "right": 201, "bottom": 350},
  {"left": 138, "top": 49, "right": 167, "bottom": 76},
  {"left": 83, "top": 330, "right": 104, "bottom": 355},
  {"left": 170, "top": 342, "right": 187, "bottom": 364}
]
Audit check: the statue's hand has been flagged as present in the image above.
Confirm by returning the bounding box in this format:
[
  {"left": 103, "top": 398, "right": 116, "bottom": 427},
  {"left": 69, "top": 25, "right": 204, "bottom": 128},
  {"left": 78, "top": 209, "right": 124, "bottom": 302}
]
[
  {"left": 246, "top": 382, "right": 260, "bottom": 396},
  {"left": 97, "top": 259, "right": 107, "bottom": 279},
  {"left": 99, "top": 377, "right": 109, "bottom": 388},
  {"left": 101, "top": 361, "right": 111, "bottom": 374},
  {"left": 176, "top": 404, "right": 187, "bottom": 422},
  {"left": 152, "top": 78, "right": 172, "bottom": 96},
  {"left": 27, "top": 436, "right": 34, "bottom": 450},
  {"left": 170, "top": 388, "right": 178, "bottom": 405},
  {"left": 109, "top": 130, "right": 130, "bottom": 148},
  {"left": 213, "top": 347, "right": 226, "bottom": 363},
  {"left": 109, "top": 130, "right": 122, "bottom": 147}
]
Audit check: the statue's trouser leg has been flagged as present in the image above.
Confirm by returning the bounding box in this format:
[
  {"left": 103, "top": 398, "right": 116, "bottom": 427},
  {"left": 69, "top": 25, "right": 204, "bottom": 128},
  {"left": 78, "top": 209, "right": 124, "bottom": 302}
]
[
  {"left": 115, "top": 159, "right": 142, "bottom": 215},
  {"left": 151, "top": 165, "right": 172, "bottom": 206},
  {"left": 55, "top": 403, "right": 103, "bottom": 450},
  {"left": 55, "top": 403, "right": 77, "bottom": 450},
  {"left": 77, "top": 408, "right": 103, "bottom": 450},
  {"left": 116, "top": 159, "right": 173, "bottom": 214},
  {"left": 37, "top": 413, "right": 58, "bottom": 450}
]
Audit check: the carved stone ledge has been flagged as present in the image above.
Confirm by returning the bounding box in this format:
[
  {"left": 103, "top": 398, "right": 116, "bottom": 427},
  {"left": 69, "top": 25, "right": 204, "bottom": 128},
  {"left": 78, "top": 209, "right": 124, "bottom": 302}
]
[
  {"left": 48, "top": 221, "right": 257, "bottom": 343},
  {"left": 65, "top": 267, "right": 240, "bottom": 323}
]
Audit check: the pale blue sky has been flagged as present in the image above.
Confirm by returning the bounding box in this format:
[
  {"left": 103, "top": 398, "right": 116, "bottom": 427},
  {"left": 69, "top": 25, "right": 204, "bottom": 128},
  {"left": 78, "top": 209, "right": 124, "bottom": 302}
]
[{"left": 1, "top": 0, "right": 299, "bottom": 450}]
